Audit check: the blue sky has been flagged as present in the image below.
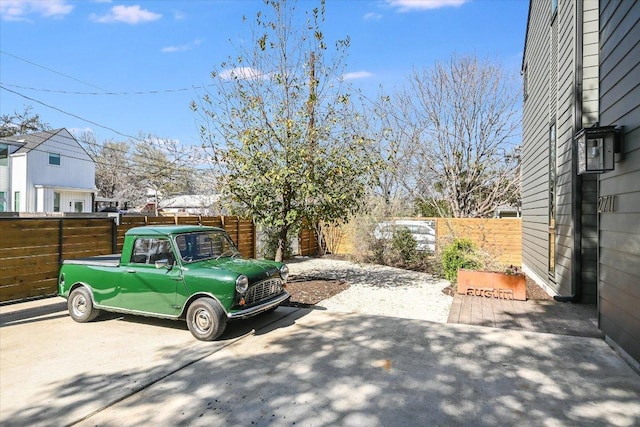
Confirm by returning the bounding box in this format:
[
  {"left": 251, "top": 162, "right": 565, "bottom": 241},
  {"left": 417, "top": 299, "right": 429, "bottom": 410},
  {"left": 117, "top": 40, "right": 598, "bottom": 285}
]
[{"left": 0, "top": 0, "right": 529, "bottom": 147}]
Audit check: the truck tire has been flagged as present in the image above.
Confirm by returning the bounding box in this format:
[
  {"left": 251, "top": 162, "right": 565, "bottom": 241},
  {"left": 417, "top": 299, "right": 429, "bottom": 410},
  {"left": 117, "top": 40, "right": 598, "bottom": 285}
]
[
  {"left": 186, "top": 298, "right": 227, "bottom": 341},
  {"left": 68, "top": 287, "right": 100, "bottom": 323}
]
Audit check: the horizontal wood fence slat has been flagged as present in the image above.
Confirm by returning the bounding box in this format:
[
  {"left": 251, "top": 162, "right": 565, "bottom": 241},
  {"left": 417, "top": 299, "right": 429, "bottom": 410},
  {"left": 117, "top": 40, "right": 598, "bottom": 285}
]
[
  {"left": 0, "top": 215, "right": 256, "bottom": 303},
  {"left": 0, "top": 218, "right": 115, "bottom": 302},
  {"left": 332, "top": 217, "right": 522, "bottom": 267},
  {"left": 298, "top": 226, "right": 318, "bottom": 257}
]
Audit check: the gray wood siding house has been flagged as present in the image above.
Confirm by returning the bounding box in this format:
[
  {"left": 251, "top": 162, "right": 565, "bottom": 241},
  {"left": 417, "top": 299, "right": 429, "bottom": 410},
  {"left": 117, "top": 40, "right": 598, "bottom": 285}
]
[
  {"left": 598, "top": 0, "right": 640, "bottom": 370},
  {"left": 522, "top": 0, "right": 639, "bottom": 369}
]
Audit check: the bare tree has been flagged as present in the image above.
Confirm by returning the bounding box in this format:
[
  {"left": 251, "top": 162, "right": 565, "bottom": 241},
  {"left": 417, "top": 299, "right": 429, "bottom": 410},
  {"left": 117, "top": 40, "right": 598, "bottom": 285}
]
[
  {"left": 393, "top": 54, "right": 520, "bottom": 218},
  {"left": 0, "top": 106, "right": 49, "bottom": 137},
  {"left": 80, "top": 131, "right": 206, "bottom": 212}
]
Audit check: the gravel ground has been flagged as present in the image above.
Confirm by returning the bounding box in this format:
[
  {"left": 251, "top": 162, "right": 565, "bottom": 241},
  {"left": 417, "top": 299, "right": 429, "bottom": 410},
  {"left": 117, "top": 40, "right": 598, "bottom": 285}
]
[{"left": 286, "top": 257, "right": 453, "bottom": 323}]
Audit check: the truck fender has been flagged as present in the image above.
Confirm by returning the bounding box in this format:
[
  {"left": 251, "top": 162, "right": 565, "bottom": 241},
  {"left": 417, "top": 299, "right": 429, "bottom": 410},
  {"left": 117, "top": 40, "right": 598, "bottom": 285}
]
[
  {"left": 180, "top": 292, "right": 225, "bottom": 318},
  {"left": 68, "top": 282, "right": 94, "bottom": 301}
]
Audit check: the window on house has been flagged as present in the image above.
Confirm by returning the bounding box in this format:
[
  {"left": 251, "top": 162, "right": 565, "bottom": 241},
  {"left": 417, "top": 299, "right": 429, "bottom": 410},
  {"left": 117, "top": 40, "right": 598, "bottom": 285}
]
[
  {"left": 522, "top": 65, "right": 528, "bottom": 101},
  {"left": 0, "top": 143, "right": 8, "bottom": 167},
  {"left": 74, "top": 201, "right": 83, "bottom": 212},
  {"left": 48, "top": 153, "right": 61, "bottom": 166},
  {"left": 0, "top": 191, "right": 6, "bottom": 212},
  {"left": 14, "top": 191, "right": 20, "bottom": 212},
  {"left": 53, "top": 192, "right": 60, "bottom": 212}
]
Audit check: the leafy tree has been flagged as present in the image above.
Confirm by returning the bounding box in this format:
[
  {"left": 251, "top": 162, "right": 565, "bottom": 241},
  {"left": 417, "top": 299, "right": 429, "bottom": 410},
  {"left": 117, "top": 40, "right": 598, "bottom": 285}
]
[
  {"left": 0, "top": 106, "right": 49, "bottom": 137},
  {"left": 390, "top": 54, "right": 521, "bottom": 218},
  {"left": 193, "top": 0, "right": 378, "bottom": 261}
]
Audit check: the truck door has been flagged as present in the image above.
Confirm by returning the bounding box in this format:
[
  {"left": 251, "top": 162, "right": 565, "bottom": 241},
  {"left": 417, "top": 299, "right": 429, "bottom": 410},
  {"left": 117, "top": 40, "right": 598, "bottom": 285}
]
[{"left": 119, "top": 237, "right": 183, "bottom": 316}]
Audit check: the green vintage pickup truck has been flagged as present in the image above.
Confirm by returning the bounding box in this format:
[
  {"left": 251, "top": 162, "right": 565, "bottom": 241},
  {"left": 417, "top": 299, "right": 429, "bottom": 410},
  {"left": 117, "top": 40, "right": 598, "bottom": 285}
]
[{"left": 58, "top": 225, "right": 290, "bottom": 340}]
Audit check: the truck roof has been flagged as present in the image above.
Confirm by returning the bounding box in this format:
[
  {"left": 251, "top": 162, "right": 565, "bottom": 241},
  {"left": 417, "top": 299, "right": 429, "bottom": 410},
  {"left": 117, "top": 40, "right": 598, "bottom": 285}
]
[{"left": 125, "top": 225, "right": 225, "bottom": 236}]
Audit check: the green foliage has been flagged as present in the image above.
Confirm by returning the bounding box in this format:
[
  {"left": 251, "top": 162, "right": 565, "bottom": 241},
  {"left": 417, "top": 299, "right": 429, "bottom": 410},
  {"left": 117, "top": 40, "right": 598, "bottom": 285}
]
[
  {"left": 260, "top": 228, "right": 293, "bottom": 260},
  {"left": 194, "top": 0, "right": 380, "bottom": 261},
  {"left": 441, "top": 238, "right": 482, "bottom": 282},
  {"left": 392, "top": 228, "right": 417, "bottom": 263}
]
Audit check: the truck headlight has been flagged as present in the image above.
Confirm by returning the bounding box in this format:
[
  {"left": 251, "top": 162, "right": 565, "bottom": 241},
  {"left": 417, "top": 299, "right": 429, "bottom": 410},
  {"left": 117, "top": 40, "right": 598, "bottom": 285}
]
[
  {"left": 235, "top": 275, "right": 249, "bottom": 294},
  {"left": 280, "top": 264, "right": 289, "bottom": 282}
]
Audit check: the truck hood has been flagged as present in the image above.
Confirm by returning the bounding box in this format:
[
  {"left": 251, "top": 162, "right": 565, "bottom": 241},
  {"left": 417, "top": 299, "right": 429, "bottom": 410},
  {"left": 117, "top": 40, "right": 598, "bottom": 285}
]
[{"left": 197, "top": 257, "right": 283, "bottom": 282}]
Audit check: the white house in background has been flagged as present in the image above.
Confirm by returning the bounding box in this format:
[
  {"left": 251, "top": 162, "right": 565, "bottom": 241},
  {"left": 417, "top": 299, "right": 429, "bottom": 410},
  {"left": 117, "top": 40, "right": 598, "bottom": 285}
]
[
  {"left": 158, "top": 194, "right": 222, "bottom": 215},
  {"left": 0, "top": 128, "right": 96, "bottom": 213}
]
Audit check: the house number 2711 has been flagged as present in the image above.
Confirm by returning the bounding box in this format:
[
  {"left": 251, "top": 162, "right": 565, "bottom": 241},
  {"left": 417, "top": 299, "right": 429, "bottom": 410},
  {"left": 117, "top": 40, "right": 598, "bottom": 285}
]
[{"left": 598, "top": 195, "right": 616, "bottom": 213}]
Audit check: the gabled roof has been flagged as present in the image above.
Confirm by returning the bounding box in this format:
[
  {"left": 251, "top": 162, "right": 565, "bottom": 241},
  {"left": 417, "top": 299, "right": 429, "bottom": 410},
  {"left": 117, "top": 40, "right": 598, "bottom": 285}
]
[
  {"left": 0, "top": 128, "right": 65, "bottom": 154},
  {"left": 0, "top": 128, "right": 94, "bottom": 162}
]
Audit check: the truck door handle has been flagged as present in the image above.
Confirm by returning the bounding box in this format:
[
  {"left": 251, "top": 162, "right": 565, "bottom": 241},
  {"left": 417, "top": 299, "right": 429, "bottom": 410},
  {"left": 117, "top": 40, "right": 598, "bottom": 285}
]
[{"left": 126, "top": 269, "right": 137, "bottom": 273}]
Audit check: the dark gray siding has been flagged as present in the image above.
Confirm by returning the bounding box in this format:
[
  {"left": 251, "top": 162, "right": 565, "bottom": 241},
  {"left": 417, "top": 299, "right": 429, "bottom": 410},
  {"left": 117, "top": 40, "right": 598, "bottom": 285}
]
[
  {"left": 522, "top": 0, "right": 600, "bottom": 301},
  {"left": 580, "top": 0, "right": 601, "bottom": 303},
  {"left": 522, "top": 0, "right": 553, "bottom": 289},
  {"left": 599, "top": 0, "right": 640, "bottom": 365},
  {"left": 554, "top": 0, "right": 576, "bottom": 297}
]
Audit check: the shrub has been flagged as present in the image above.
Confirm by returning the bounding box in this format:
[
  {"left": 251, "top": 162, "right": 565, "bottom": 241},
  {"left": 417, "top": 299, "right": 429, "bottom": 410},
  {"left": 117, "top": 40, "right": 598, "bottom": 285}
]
[
  {"left": 392, "top": 227, "right": 418, "bottom": 263},
  {"left": 441, "top": 238, "right": 483, "bottom": 282}
]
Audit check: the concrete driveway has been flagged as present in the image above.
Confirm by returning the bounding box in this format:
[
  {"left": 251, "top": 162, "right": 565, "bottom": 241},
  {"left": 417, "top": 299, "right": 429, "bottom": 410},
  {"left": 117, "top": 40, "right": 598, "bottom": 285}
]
[{"left": 2, "top": 297, "right": 640, "bottom": 426}]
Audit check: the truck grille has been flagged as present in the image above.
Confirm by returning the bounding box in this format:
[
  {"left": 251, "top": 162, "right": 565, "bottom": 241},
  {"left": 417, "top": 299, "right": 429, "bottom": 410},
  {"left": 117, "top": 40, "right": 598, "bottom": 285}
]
[{"left": 245, "top": 278, "right": 283, "bottom": 305}]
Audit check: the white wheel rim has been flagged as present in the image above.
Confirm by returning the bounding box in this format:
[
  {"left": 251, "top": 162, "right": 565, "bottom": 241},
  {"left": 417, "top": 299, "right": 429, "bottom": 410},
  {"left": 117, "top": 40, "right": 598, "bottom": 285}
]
[
  {"left": 73, "top": 294, "right": 87, "bottom": 316},
  {"left": 194, "top": 309, "right": 212, "bottom": 333}
]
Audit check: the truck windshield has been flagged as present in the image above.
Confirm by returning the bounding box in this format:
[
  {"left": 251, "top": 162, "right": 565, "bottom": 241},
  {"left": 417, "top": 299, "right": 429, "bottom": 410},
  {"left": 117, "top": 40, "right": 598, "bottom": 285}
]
[{"left": 175, "top": 231, "right": 240, "bottom": 263}]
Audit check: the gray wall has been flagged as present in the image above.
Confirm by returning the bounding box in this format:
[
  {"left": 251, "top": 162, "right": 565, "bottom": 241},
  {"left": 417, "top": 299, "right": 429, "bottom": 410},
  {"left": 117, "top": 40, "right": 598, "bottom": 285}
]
[
  {"left": 522, "top": 0, "right": 554, "bottom": 291},
  {"left": 598, "top": 0, "right": 640, "bottom": 366},
  {"left": 580, "top": 0, "right": 601, "bottom": 303},
  {"left": 522, "top": 0, "right": 599, "bottom": 302},
  {"left": 554, "top": 0, "right": 576, "bottom": 298}
]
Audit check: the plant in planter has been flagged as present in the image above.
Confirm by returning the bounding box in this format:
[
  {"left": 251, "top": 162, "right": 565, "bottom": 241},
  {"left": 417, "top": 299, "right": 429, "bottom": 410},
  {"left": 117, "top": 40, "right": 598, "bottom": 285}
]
[
  {"left": 442, "top": 239, "right": 526, "bottom": 300},
  {"left": 441, "top": 238, "right": 483, "bottom": 282}
]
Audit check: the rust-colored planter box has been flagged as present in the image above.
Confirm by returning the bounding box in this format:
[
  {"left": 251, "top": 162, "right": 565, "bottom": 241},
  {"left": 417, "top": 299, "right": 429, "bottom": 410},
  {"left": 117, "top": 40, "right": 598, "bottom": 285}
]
[{"left": 457, "top": 269, "right": 526, "bottom": 301}]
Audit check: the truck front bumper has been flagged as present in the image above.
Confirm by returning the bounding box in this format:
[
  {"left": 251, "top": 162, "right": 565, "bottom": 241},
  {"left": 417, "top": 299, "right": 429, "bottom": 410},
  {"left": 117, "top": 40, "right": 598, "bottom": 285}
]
[{"left": 227, "top": 291, "right": 290, "bottom": 320}]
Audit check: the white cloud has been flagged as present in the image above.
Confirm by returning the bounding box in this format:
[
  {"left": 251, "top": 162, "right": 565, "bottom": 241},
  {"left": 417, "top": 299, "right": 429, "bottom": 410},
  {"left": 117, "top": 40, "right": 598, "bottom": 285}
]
[
  {"left": 162, "top": 38, "right": 203, "bottom": 53},
  {"left": 172, "top": 9, "right": 186, "bottom": 20},
  {"left": 90, "top": 5, "right": 161, "bottom": 24},
  {"left": 342, "top": 71, "right": 374, "bottom": 81},
  {"left": 219, "top": 67, "right": 268, "bottom": 81},
  {"left": 0, "top": 0, "right": 73, "bottom": 21},
  {"left": 364, "top": 12, "right": 383, "bottom": 21},
  {"left": 386, "top": 0, "right": 469, "bottom": 12}
]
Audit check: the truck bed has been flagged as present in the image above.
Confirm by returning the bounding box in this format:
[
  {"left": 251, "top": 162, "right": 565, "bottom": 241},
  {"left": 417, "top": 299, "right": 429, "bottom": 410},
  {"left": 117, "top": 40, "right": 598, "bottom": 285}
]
[{"left": 63, "top": 254, "right": 120, "bottom": 267}]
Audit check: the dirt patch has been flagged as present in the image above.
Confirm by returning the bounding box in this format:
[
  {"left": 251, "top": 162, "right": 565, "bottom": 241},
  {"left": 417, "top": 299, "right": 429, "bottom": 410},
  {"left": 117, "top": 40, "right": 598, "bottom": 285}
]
[
  {"left": 283, "top": 276, "right": 350, "bottom": 307},
  {"left": 441, "top": 274, "right": 553, "bottom": 301}
]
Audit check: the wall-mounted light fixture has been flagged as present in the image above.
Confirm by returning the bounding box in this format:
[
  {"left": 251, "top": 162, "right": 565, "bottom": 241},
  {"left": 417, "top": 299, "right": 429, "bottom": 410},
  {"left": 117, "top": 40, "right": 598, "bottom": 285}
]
[{"left": 575, "top": 125, "right": 622, "bottom": 174}]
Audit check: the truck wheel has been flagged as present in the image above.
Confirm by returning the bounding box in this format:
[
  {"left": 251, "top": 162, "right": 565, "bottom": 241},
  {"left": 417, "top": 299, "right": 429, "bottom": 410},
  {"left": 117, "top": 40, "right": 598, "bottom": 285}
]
[
  {"left": 186, "top": 299, "right": 227, "bottom": 341},
  {"left": 68, "top": 287, "right": 100, "bottom": 323}
]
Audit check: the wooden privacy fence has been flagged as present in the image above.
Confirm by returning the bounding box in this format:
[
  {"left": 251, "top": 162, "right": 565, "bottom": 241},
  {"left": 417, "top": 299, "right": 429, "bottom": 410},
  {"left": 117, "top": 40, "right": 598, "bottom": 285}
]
[
  {"left": 116, "top": 216, "right": 257, "bottom": 257},
  {"left": 298, "top": 226, "right": 318, "bottom": 257},
  {"left": 434, "top": 218, "right": 522, "bottom": 267},
  {"left": 0, "top": 216, "right": 257, "bottom": 303},
  {"left": 332, "top": 217, "right": 522, "bottom": 267},
  {"left": 0, "top": 218, "right": 115, "bottom": 303}
]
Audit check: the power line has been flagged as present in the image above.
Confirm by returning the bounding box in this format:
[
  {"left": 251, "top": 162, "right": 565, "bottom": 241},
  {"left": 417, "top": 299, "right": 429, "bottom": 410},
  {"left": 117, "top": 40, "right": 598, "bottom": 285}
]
[
  {"left": 2, "top": 124, "right": 206, "bottom": 175},
  {"left": 0, "top": 84, "right": 147, "bottom": 142},
  {"left": 0, "top": 50, "right": 110, "bottom": 93},
  {"left": 1, "top": 82, "right": 204, "bottom": 96}
]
